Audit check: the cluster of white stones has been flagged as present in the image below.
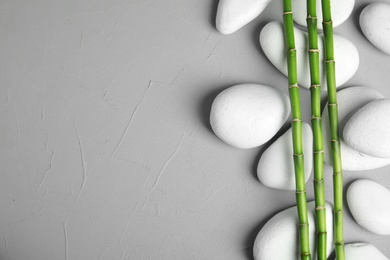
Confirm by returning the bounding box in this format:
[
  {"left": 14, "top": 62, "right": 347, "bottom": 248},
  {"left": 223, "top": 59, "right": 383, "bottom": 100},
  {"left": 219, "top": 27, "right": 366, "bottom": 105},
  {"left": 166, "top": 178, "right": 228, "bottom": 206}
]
[
  {"left": 259, "top": 21, "right": 359, "bottom": 90},
  {"left": 210, "top": 0, "right": 390, "bottom": 259},
  {"left": 215, "top": 0, "right": 355, "bottom": 34}
]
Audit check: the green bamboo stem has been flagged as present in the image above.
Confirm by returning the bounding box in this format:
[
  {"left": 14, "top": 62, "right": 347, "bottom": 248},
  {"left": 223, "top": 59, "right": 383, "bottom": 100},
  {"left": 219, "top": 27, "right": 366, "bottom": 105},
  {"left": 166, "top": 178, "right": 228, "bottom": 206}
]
[
  {"left": 321, "top": 0, "right": 345, "bottom": 259},
  {"left": 282, "top": 1, "right": 311, "bottom": 259},
  {"left": 306, "top": 0, "right": 327, "bottom": 259}
]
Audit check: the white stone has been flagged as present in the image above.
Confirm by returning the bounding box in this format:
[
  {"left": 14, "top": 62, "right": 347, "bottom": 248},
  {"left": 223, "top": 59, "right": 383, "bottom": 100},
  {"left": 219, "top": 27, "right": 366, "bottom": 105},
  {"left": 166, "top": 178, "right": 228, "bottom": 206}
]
[
  {"left": 347, "top": 179, "right": 390, "bottom": 235},
  {"left": 216, "top": 0, "right": 271, "bottom": 34},
  {"left": 260, "top": 21, "right": 359, "bottom": 90},
  {"left": 215, "top": 0, "right": 272, "bottom": 34},
  {"left": 253, "top": 201, "right": 334, "bottom": 260},
  {"left": 342, "top": 243, "right": 389, "bottom": 260},
  {"left": 210, "top": 84, "right": 290, "bottom": 149},
  {"left": 344, "top": 99, "right": 390, "bottom": 158},
  {"left": 360, "top": 3, "right": 390, "bottom": 55},
  {"left": 293, "top": 0, "right": 354, "bottom": 29},
  {"left": 322, "top": 86, "right": 390, "bottom": 171},
  {"left": 257, "top": 123, "right": 312, "bottom": 190}
]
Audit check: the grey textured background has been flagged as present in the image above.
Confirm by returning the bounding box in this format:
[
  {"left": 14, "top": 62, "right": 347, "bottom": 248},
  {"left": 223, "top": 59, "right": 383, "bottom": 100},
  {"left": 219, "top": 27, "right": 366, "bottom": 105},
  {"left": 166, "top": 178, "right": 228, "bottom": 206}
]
[{"left": 1, "top": 0, "right": 389, "bottom": 259}]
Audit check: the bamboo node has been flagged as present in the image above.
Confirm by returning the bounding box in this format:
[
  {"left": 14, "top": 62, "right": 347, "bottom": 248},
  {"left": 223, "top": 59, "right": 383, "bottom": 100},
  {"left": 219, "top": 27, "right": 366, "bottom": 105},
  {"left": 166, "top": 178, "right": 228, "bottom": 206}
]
[
  {"left": 310, "top": 84, "right": 320, "bottom": 89},
  {"left": 283, "top": 11, "right": 293, "bottom": 15},
  {"left": 313, "top": 150, "right": 324, "bottom": 154},
  {"left": 309, "top": 49, "right": 320, "bottom": 53},
  {"left": 328, "top": 102, "right": 338, "bottom": 107},
  {"left": 311, "top": 116, "right": 322, "bottom": 120},
  {"left": 317, "top": 231, "right": 327, "bottom": 235},
  {"left": 291, "top": 118, "right": 302, "bottom": 123},
  {"left": 333, "top": 171, "right": 342, "bottom": 176},
  {"left": 323, "top": 20, "right": 333, "bottom": 25},
  {"left": 333, "top": 209, "right": 343, "bottom": 215},
  {"left": 288, "top": 83, "right": 299, "bottom": 89},
  {"left": 299, "top": 223, "right": 309, "bottom": 227},
  {"left": 325, "top": 59, "right": 335, "bottom": 63},
  {"left": 293, "top": 153, "right": 304, "bottom": 157},
  {"left": 301, "top": 252, "right": 311, "bottom": 257},
  {"left": 330, "top": 139, "right": 339, "bottom": 143},
  {"left": 295, "top": 190, "right": 306, "bottom": 194},
  {"left": 315, "top": 206, "right": 326, "bottom": 210},
  {"left": 287, "top": 48, "right": 296, "bottom": 53},
  {"left": 313, "top": 178, "right": 324, "bottom": 183},
  {"left": 335, "top": 241, "right": 345, "bottom": 246}
]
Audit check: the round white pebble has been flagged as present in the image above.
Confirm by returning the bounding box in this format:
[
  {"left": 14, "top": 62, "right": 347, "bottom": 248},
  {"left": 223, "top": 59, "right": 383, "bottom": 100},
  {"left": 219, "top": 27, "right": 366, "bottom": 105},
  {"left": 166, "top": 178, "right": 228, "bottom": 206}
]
[
  {"left": 360, "top": 3, "right": 390, "bottom": 55},
  {"left": 210, "top": 84, "right": 290, "bottom": 149},
  {"left": 344, "top": 99, "right": 390, "bottom": 158},
  {"left": 322, "top": 86, "right": 390, "bottom": 170},
  {"left": 216, "top": 0, "right": 272, "bottom": 34},
  {"left": 253, "top": 201, "right": 334, "bottom": 260},
  {"left": 257, "top": 122, "right": 313, "bottom": 190},
  {"left": 260, "top": 22, "right": 359, "bottom": 89},
  {"left": 341, "top": 243, "right": 389, "bottom": 260},
  {"left": 293, "top": 0, "right": 354, "bottom": 29},
  {"left": 347, "top": 179, "right": 390, "bottom": 235}
]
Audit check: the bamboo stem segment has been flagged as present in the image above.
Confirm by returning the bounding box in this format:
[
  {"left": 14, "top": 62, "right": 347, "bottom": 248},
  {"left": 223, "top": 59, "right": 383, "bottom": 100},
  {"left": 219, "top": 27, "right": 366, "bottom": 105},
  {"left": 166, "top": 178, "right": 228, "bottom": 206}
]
[
  {"left": 321, "top": 0, "right": 345, "bottom": 259},
  {"left": 306, "top": 0, "right": 327, "bottom": 259},
  {"left": 282, "top": 1, "right": 311, "bottom": 259}
]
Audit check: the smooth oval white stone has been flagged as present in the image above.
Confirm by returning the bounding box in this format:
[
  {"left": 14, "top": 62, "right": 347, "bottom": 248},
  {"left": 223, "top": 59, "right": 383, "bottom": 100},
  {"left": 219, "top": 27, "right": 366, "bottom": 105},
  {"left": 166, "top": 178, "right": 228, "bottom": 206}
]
[
  {"left": 215, "top": 0, "right": 272, "bottom": 34},
  {"left": 253, "top": 201, "right": 334, "bottom": 260},
  {"left": 343, "top": 99, "right": 390, "bottom": 158},
  {"left": 341, "top": 243, "right": 389, "bottom": 260},
  {"left": 293, "top": 0, "right": 354, "bottom": 29},
  {"left": 210, "top": 84, "right": 290, "bottom": 149},
  {"left": 260, "top": 21, "right": 359, "bottom": 89},
  {"left": 322, "top": 86, "right": 390, "bottom": 170},
  {"left": 257, "top": 122, "right": 313, "bottom": 190},
  {"left": 360, "top": 3, "right": 390, "bottom": 55},
  {"left": 347, "top": 179, "right": 390, "bottom": 235}
]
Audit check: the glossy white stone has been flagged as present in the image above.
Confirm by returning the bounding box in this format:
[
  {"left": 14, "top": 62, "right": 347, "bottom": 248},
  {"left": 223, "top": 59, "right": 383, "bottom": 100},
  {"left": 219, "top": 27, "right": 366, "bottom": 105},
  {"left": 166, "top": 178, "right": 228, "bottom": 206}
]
[
  {"left": 257, "top": 122, "right": 312, "bottom": 190},
  {"left": 253, "top": 201, "right": 334, "bottom": 260},
  {"left": 322, "top": 86, "right": 390, "bottom": 170},
  {"left": 216, "top": 0, "right": 272, "bottom": 34},
  {"left": 347, "top": 179, "right": 390, "bottom": 235},
  {"left": 342, "top": 243, "right": 389, "bottom": 260},
  {"left": 343, "top": 99, "right": 390, "bottom": 158},
  {"left": 360, "top": 3, "right": 390, "bottom": 55},
  {"left": 260, "top": 21, "right": 359, "bottom": 89},
  {"left": 293, "top": 0, "right": 355, "bottom": 29},
  {"left": 210, "top": 84, "right": 290, "bottom": 149}
]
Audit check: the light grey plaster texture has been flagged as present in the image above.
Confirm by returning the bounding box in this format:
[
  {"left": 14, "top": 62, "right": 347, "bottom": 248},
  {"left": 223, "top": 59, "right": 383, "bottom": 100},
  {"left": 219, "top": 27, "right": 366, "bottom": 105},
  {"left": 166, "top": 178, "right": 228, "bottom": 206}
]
[{"left": 0, "top": 0, "right": 389, "bottom": 259}]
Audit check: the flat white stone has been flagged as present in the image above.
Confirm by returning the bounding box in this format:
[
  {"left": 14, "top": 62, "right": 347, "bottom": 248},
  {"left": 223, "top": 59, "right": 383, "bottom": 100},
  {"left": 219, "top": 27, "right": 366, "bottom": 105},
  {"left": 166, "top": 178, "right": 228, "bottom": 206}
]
[
  {"left": 293, "top": 0, "right": 354, "bottom": 29},
  {"left": 322, "top": 86, "right": 390, "bottom": 170},
  {"left": 253, "top": 201, "right": 334, "bottom": 260},
  {"left": 260, "top": 21, "right": 359, "bottom": 90},
  {"left": 360, "top": 3, "right": 390, "bottom": 55},
  {"left": 343, "top": 99, "right": 390, "bottom": 158},
  {"left": 347, "top": 179, "right": 390, "bottom": 235},
  {"left": 257, "top": 122, "right": 312, "bottom": 190},
  {"left": 216, "top": 0, "right": 272, "bottom": 34},
  {"left": 342, "top": 243, "right": 389, "bottom": 260},
  {"left": 210, "top": 84, "right": 290, "bottom": 149}
]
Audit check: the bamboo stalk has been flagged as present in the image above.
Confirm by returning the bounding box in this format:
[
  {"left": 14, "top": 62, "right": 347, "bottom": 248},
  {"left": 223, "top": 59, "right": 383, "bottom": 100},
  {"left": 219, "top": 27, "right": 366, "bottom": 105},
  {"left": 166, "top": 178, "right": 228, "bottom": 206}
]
[
  {"left": 282, "top": 1, "right": 311, "bottom": 259},
  {"left": 320, "top": 0, "right": 345, "bottom": 259},
  {"left": 306, "top": 0, "right": 327, "bottom": 259}
]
